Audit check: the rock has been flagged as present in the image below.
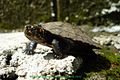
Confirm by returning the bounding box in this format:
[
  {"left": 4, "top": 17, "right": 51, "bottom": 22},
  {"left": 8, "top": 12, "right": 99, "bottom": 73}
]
[
  {"left": 0, "top": 67, "right": 17, "bottom": 79},
  {"left": 0, "top": 32, "right": 83, "bottom": 80},
  {"left": 92, "top": 25, "right": 120, "bottom": 33},
  {"left": 93, "top": 34, "right": 120, "bottom": 53},
  {"left": 0, "top": 54, "right": 17, "bottom": 80},
  {"left": 93, "top": 35, "right": 112, "bottom": 45},
  {"left": 12, "top": 48, "right": 82, "bottom": 80},
  {"left": 0, "top": 55, "right": 7, "bottom": 68}
]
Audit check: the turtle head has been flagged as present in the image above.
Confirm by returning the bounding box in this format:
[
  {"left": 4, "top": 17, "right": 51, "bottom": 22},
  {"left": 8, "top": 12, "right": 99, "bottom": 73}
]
[
  {"left": 24, "top": 25, "right": 38, "bottom": 36},
  {"left": 24, "top": 24, "right": 46, "bottom": 43}
]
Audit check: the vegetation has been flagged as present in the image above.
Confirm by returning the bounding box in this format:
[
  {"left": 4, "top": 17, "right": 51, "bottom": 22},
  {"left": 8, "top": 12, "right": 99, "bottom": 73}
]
[
  {"left": 0, "top": 0, "right": 51, "bottom": 30},
  {"left": 0, "top": 0, "right": 120, "bottom": 30},
  {"left": 79, "top": 33, "right": 120, "bottom": 80}
]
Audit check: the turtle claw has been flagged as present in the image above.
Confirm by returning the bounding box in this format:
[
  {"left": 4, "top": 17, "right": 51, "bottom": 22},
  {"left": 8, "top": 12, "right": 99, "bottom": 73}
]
[
  {"left": 23, "top": 48, "right": 34, "bottom": 55},
  {"left": 53, "top": 54, "right": 61, "bottom": 59},
  {"left": 54, "top": 53, "right": 66, "bottom": 59},
  {"left": 23, "top": 41, "right": 37, "bottom": 55},
  {"left": 52, "top": 49, "right": 64, "bottom": 59},
  {"left": 54, "top": 55, "right": 63, "bottom": 59}
]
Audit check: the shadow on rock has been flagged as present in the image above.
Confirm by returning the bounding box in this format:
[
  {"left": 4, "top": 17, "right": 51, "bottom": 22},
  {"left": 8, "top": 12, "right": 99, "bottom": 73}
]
[{"left": 74, "top": 50, "right": 111, "bottom": 79}]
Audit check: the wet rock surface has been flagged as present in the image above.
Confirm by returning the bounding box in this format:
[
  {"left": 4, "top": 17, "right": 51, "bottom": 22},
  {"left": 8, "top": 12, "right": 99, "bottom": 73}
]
[{"left": 0, "top": 32, "right": 83, "bottom": 80}]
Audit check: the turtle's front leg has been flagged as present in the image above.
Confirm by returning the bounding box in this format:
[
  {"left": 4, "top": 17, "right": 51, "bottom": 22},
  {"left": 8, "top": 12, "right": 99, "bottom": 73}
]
[
  {"left": 52, "top": 39, "right": 63, "bottom": 58},
  {"left": 23, "top": 41, "right": 37, "bottom": 55}
]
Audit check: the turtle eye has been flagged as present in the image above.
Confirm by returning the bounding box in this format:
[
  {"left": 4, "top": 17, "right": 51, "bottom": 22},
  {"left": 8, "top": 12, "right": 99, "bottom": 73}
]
[{"left": 25, "top": 25, "right": 32, "bottom": 30}]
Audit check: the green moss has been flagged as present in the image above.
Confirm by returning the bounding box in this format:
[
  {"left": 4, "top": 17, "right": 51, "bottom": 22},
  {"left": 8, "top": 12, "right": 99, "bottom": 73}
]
[
  {"left": 106, "top": 66, "right": 120, "bottom": 79},
  {"left": 83, "top": 46, "right": 120, "bottom": 79},
  {"left": 100, "top": 47, "right": 120, "bottom": 65}
]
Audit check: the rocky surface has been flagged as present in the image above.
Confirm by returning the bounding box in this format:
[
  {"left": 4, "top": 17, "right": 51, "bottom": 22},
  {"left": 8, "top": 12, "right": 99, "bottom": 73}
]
[
  {"left": 92, "top": 25, "right": 120, "bottom": 33},
  {"left": 93, "top": 34, "right": 120, "bottom": 53},
  {"left": 0, "top": 32, "right": 83, "bottom": 80}
]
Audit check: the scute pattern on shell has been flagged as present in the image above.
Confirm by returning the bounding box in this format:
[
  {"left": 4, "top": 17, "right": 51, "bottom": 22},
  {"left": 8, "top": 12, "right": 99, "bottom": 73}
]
[{"left": 42, "top": 22, "right": 97, "bottom": 47}]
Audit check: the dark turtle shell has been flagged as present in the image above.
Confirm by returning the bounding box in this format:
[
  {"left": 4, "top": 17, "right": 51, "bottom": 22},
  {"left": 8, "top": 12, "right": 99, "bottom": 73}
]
[{"left": 41, "top": 22, "right": 98, "bottom": 48}]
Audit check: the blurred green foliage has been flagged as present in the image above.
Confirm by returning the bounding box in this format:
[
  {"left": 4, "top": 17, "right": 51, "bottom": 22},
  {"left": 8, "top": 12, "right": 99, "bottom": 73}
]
[
  {"left": 0, "top": 0, "right": 51, "bottom": 30},
  {"left": 60, "top": 0, "right": 108, "bottom": 24},
  {"left": 0, "top": 0, "right": 120, "bottom": 30}
]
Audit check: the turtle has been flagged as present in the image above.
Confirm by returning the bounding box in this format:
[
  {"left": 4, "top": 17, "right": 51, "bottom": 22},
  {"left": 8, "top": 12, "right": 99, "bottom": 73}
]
[{"left": 24, "top": 22, "right": 100, "bottom": 58}]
